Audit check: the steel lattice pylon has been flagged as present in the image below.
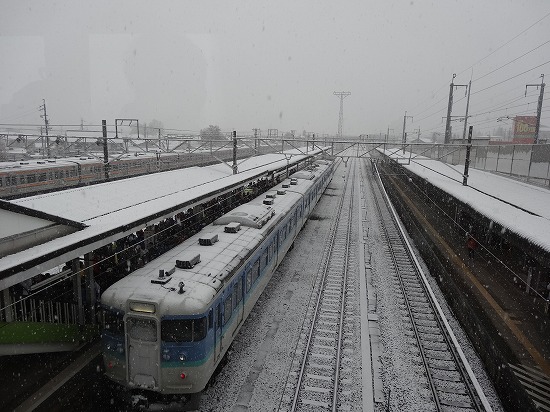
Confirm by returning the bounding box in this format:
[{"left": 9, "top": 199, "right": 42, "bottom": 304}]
[{"left": 333, "top": 91, "right": 351, "bottom": 138}]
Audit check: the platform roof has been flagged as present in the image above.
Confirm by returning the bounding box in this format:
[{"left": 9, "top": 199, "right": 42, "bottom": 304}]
[
  {"left": 0, "top": 148, "right": 325, "bottom": 289},
  {"left": 382, "top": 150, "right": 550, "bottom": 254}
]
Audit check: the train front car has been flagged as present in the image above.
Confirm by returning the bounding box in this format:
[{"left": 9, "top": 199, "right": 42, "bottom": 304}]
[
  {"left": 100, "top": 159, "right": 334, "bottom": 408},
  {"left": 101, "top": 243, "right": 225, "bottom": 406}
]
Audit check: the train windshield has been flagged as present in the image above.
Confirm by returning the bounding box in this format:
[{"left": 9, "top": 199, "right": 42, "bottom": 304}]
[
  {"left": 161, "top": 317, "right": 207, "bottom": 342},
  {"left": 127, "top": 317, "right": 157, "bottom": 342}
]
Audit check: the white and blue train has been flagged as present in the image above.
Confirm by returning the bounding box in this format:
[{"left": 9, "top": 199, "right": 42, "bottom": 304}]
[{"left": 100, "top": 159, "right": 335, "bottom": 405}]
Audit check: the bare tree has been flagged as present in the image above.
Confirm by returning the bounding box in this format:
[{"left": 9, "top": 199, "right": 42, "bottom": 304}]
[{"left": 200, "top": 125, "right": 225, "bottom": 141}]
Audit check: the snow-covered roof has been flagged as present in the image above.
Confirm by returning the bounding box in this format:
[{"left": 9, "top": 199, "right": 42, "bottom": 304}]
[
  {"left": 213, "top": 204, "right": 275, "bottom": 229},
  {"left": 0, "top": 147, "right": 327, "bottom": 289},
  {"left": 382, "top": 149, "right": 550, "bottom": 253}
]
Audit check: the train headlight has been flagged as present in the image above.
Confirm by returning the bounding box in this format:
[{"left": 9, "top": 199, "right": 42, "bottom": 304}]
[{"left": 179, "top": 353, "right": 186, "bottom": 361}]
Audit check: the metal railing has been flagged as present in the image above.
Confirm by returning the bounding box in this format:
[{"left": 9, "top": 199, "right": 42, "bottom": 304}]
[{"left": 1, "top": 297, "right": 79, "bottom": 325}]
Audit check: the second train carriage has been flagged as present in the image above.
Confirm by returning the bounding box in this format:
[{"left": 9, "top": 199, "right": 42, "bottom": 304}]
[
  {"left": 100, "top": 159, "right": 335, "bottom": 405},
  {"left": 0, "top": 145, "right": 275, "bottom": 198}
]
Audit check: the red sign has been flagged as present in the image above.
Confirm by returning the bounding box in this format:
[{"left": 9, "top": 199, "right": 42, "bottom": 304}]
[{"left": 513, "top": 116, "right": 536, "bottom": 143}]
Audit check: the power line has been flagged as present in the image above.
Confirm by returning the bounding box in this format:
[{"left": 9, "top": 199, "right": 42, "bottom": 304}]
[
  {"left": 472, "top": 60, "right": 550, "bottom": 95},
  {"left": 409, "top": 12, "right": 550, "bottom": 118},
  {"left": 457, "top": 11, "right": 550, "bottom": 77},
  {"left": 473, "top": 39, "right": 550, "bottom": 84}
]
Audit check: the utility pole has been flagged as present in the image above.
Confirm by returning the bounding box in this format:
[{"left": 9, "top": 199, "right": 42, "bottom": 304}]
[
  {"left": 39, "top": 99, "right": 50, "bottom": 157},
  {"left": 402, "top": 111, "right": 413, "bottom": 153},
  {"left": 414, "top": 128, "right": 421, "bottom": 141},
  {"left": 445, "top": 74, "right": 468, "bottom": 144},
  {"left": 525, "top": 74, "right": 546, "bottom": 143},
  {"left": 462, "top": 80, "right": 472, "bottom": 142},
  {"left": 232, "top": 131, "right": 238, "bottom": 175},
  {"left": 463, "top": 126, "right": 473, "bottom": 186},
  {"left": 102, "top": 120, "right": 109, "bottom": 181},
  {"left": 253, "top": 128, "right": 260, "bottom": 150},
  {"left": 333, "top": 91, "right": 351, "bottom": 139},
  {"left": 386, "top": 127, "right": 394, "bottom": 145}
]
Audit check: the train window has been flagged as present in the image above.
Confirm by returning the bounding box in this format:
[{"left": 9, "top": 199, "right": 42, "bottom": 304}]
[
  {"left": 217, "top": 304, "right": 222, "bottom": 327},
  {"left": 268, "top": 242, "right": 275, "bottom": 261},
  {"left": 236, "top": 278, "right": 243, "bottom": 304},
  {"left": 19, "top": 176, "right": 25, "bottom": 184},
  {"left": 246, "top": 268, "right": 253, "bottom": 292},
  {"left": 38, "top": 173, "right": 47, "bottom": 182},
  {"left": 208, "top": 309, "right": 213, "bottom": 330},
  {"left": 161, "top": 317, "right": 207, "bottom": 342},
  {"left": 103, "top": 310, "right": 124, "bottom": 335},
  {"left": 262, "top": 249, "right": 268, "bottom": 267},
  {"left": 223, "top": 295, "right": 232, "bottom": 324},
  {"left": 252, "top": 260, "right": 260, "bottom": 283},
  {"left": 127, "top": 317, "right": 157, "bottom": 342},
  {"left": 70, "top": 169, "right": 76, "bottom": 177},
  {"left": 5, "top": 176, "right": 11, "bottom": 186},
  {"left": 27, "top": 174, "right": 36, "bottom": 183},
  {"left": 232, "top": 287, "right": 238, "bottom": 310},
  {"left": 0, "top": 178, "right": 3, "bottom": 187},
  {"left": 194, "top": 317, "right": 207, "bottom": 340}
]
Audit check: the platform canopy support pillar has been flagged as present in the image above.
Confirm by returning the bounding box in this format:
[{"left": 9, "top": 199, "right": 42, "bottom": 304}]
[{"left": 72, "top": 258, "right": 84, "bottom": 326}]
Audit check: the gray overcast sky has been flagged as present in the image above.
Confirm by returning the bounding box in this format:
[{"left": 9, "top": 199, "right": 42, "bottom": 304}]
[{"left": 0, "top": 0, "right": 549, "bottom": 138}]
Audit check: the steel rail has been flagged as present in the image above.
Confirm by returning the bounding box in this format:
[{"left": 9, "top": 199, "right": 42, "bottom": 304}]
[
  {"left": 368, "top": 161, "right": 491, "bottom": 412},
  {"left": 289, "top": 160, "right": 355, "bottom": 412}
]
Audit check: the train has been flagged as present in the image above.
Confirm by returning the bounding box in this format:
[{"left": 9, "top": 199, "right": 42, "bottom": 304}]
[
  {"left": 0, "top": 145, "right": 274, "bottom": 199},
  {"left": 100, "top": 158, "right": 335, "bottom": 408}
]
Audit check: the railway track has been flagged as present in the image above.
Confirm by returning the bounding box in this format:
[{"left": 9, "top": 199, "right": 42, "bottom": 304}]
[
  {"left": 279, "top": 160, "right": 360, "bottom": 411},
  {"left": 368, "top": 160, "right": 492, "bottom": 412}
]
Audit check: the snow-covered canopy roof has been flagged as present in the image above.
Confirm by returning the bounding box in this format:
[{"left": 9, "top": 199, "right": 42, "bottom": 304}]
[
  {"left": 0, "top": 147, "right": 327, "bottom": 289},
  {"left": 381, "top": 149, "right": 550, "bottom": 253}
]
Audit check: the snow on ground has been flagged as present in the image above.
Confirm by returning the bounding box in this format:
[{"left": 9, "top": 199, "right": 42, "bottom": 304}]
[
  {"left": 199, "top": 167, "right": 341, "bottom": 411},
  {"left": 198, "top": 160, "right": 504, "bottom": 411}
]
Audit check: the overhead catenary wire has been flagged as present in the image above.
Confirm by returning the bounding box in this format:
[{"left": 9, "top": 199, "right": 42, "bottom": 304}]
[
  {"left": 471, "top": 60, "right": 550, "bottom": 95},
  {"left": 409, "top": 12, "right": 550, "bottom": 121},
  {"left": 472, "top": 39, "right": 550, "bottom": 84},
  {"left": 456, "top": 11, "right": 550, "bottom": 78}
]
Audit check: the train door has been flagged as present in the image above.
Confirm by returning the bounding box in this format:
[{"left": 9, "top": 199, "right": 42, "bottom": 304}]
[
  {"left": 214, "top": 303, "right": 222, "bottom": 362},
  {"left": 126, "top": 316, "right": 160, "bottom": 389},
  {"left": 235, "top": 278, "right": 244, "bottom": 327}
]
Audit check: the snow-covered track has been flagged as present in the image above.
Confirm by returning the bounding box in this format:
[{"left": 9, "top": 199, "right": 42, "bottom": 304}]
[
  {"left": 281, "top": 161, "right": 358, "bottom": 412},
  {"left": 369, "top": 161, "right": 492, "bottom": 412}
]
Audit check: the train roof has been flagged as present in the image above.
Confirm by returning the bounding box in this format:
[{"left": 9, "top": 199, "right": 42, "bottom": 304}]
[
  {"left": 100, "top": 161, "right": 331, "bottom": 316},
  {"left": 213, "top": 204, "right": 275, "bottom": 229},
  {"left": 101, "top": 223, "right": 264, "bottom": 315},
  {"left": 0, "top": 152, "right": 166, "bottom": 172}
]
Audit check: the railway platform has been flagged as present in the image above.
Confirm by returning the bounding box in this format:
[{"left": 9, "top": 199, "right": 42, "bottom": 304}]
[
  {"left": 0, "top": 147, "right": 326, "bottom": 355},
  {"left": 378, "top": 151, "right": 550, "bottom": 411}
]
